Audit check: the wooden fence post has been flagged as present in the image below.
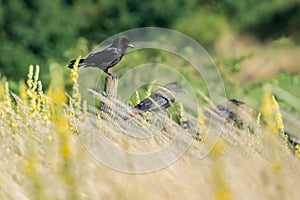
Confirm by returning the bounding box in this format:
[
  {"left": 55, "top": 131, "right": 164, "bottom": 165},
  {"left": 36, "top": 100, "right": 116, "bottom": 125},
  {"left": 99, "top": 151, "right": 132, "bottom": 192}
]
[{"left": 101, "top": 75, "right": 118, "bottom": 111}]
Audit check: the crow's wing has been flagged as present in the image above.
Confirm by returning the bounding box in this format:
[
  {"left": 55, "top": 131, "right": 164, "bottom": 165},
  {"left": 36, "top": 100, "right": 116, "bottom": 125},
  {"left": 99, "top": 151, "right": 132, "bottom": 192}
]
[
  {"left": 82, "top": 47, "right": 122, "bottom": 70},
  {"left": 135, "top": 92, "right": 172, "bottom": 111}
]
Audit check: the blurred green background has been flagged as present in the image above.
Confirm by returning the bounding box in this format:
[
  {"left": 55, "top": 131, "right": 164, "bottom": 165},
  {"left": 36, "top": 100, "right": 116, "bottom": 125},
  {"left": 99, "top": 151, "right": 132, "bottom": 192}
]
[{"left": 0, "top": 0, "right": 300, "bottom": 109}]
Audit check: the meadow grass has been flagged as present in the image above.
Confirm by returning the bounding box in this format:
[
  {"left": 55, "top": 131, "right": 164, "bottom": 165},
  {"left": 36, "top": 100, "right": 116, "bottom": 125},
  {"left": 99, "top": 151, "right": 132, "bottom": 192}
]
[{"left": 0, "top": 62, "right": 299, "bottom": 200}]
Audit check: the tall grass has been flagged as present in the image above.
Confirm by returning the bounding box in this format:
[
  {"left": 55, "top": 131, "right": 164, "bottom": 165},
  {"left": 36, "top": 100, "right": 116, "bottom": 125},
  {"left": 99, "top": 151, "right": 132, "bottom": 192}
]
[{"left": 0, "top": 62, "right": 299, "bottom": 200}]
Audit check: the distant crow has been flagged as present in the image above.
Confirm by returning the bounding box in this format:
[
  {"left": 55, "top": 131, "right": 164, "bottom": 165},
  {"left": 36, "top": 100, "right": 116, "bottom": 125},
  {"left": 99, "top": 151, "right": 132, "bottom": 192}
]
[
  {"left": 135, "top": 82, "right": 187, "bottom": 112},
  {"left": 208, "top": 99, "right": 247, "bottom": 129},
  {"left": 68, "top": 36, "right": 134, "bottom": 76}
]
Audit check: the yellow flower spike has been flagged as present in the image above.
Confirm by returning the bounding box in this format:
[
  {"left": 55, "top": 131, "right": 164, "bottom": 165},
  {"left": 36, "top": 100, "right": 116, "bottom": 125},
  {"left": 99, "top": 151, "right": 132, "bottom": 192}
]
[
  {"left": 19, "top": 81, "right": 27, "bottom": 102},
  {"left": 3, "top": 81, "right": 13, "bottom": 113},
  {"left": 26, "top": 89, "right": 32, "bottom": 98},
  {"left": 69, "top": 56, "right": 82, "bottom": 111},
  {"left": 256, "top": 112, "right": 261, "bottom": 125},
  {"left": 83, "top": 100, "right": 88, "bottom": 115},
  {"left": 70, "top": 68, "right": 78, "bottom": 81},
  {"left": 295, "top": 145, "right": 300, "bottom": 158},
  {"left": 211, "top": 141, "right": 232, "bottom": 200},
  {"left": 37, "top": 80, "right": 43, "bottom": 112},
  {"left": 260, "top": 84, "right": 278, "bottom": 133},
  {"left": 25, "top": 153, "right": 37, "bottom": 177},
  {"left": 97, "top": 112, "right": 102, "bottom": 123},
  {"left": 2, "top": 81, "right": 19, "bottom": 130},
  {"left": 70, "top": 56, "right": 80, "bottom": 82},
  {"left": 60, "top": 132, "right": 71, "bottom": 159},
  {"left": 272, "top": 95, "right": 285, "bottom": 136},
  {"left": 135, "top": 90, "right": 140, "bottom": 105},
  {"left": 25, "top": 65, "right": 43, "bottom": 117},
  {"left": 178, "top": 103, "right": 188, "bottom": 124},
  {"left": 146, "top": 81, "right": 156, "bottom": 97},
  {"left": 47, "top": 62, "right": 78, "bottom": 198},
  {"left": 48, "top": 63, "right": 67, "bottom": 104},
  {"left": 27, "top": 65, "right": 34, "bottom": 89},
  {"left": 198, "top": 114, "right": 206, "bottom": 125},
  {"left": 34, "top": 65, "right": 40, "bottom": 83},
  {"left": 42, "top": 97, "right": 50, "bottom": 121},
  {"left": 197, "top": 109, "right": 207, "bottom": 140},
  {"left": 68, "top": 57, "right": 83, "bottom": 134},
  {"left": 260, "top": 85, "right": 273, "bottom": 116},
  {"left": 37, "top": 79, "right": 43, "bottom": 92},
  {"left": 0, "top": 79, "right": 4, "bottom": 98},
  {"left": 25, "top": 147, "right": 50, "bottom": 200}
]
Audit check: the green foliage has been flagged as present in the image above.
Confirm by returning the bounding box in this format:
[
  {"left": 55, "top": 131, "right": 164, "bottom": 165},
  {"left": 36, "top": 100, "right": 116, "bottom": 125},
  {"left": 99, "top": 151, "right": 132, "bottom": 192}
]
[
  {"left": 216, "top": 54, "right": 300, "bottom": 115},
  {"left": 243, "top": 73, "right": 300, "bottom": 115},
  {"left": 0, "top": 0, "right": 299, "bottom": 90},
  {"left": 271, "top": 73, "right": 300, "bottom": 113},
  {"left": 217, "top": 54, "right": 252, "bottom": 74},
  {"left": 272, "top": 36, "right": 295, "bottom": 47},
  {"left": 0, "top": 0, "right": 84, "bottom": 81},
  {"left": 173, "top": 8, "right": 229, "bottom": 49},
  {"left": 0, "top": 0, "right": 199, "bottom": 85},
  {"left": 219, "top": 0, "right": 300, "bottom": 40},
  {"left": 215, "top": 54, "right": 252, "bottom": 99},
  {"left": 75, "top": 0, "right": 198, "bottom": 40}
]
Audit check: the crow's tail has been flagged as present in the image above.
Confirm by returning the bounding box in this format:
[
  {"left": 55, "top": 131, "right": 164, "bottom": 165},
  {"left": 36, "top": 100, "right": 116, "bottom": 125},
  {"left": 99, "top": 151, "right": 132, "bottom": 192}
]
[{"left": 67, "top": 59, "right": 85, "bottom": 68}]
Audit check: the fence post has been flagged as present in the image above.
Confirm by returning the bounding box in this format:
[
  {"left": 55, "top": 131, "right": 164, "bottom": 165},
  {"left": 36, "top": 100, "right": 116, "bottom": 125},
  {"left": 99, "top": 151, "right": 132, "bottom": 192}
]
[{"left": 101, "top": 75, "right": 118, "bottom": 111}]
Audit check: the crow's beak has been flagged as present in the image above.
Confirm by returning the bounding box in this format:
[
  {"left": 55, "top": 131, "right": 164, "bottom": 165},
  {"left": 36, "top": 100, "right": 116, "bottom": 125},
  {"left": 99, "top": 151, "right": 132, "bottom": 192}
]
[{"left": 127, "top": 43, "right": 135, "bottom": 48}]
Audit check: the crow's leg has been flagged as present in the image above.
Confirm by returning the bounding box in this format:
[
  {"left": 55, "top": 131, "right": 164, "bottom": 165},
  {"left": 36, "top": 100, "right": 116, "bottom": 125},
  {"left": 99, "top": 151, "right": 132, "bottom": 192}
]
[{"left": 104, "top": 69, "right": 115, "bottom": 78}]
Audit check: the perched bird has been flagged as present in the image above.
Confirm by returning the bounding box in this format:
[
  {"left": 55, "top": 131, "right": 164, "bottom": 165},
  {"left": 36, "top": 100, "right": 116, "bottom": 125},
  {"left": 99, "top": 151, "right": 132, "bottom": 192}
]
[
  {"left": 68, "top": 36, "right": 134, "bottom": 76},
  {"left": 135, "top": 82, "right": 187, "bottom": 112},
  {"left": 215, "top": 99, "right": 246, "bottom": 128},
  {"left": 203, "top": 98, "right": 253, "bottom": 130}
]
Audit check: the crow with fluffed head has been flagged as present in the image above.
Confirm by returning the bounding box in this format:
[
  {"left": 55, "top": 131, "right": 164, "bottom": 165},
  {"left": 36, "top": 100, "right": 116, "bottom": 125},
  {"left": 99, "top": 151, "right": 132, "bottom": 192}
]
[
  {"left": 68, "top": 36, "right": 134, "bottom": 76},
  {"left": 135, "top": 82, "right": 187, "bottom": 112}
]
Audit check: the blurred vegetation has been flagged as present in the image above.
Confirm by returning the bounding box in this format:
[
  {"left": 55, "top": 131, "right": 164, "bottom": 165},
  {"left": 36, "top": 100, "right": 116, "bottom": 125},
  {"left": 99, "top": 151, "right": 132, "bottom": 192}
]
[
  {"left": 218, "top": 0, "right": 300, "bottom": 39},
  {"left": 173, "top": 7, "right": 229, "bottom": 50},
  {"left": 0, "top": 0, "right": 197, "bottom": 83},
  {"left": 0, "top": 53, "right": 299, "bottom": 200},
  {"left": 0, "top": 0, "right": 82, "bottom": 82},
  {"left": 0, "top": 0, "right": 300, "bottom": 115},
  {"left": 0, "top": 1, "right": 300, "bottom": 198},
  {"left": 1, "top": 0, "right": 299, "bottom": 84}
]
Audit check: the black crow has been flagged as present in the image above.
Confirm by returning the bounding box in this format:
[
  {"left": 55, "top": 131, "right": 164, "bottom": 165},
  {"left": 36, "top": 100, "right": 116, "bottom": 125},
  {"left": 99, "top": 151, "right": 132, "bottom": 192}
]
[
  {"left": 135, "top": 82, "right": 187, "bottom": 112},
  {"left": 68, "top": 36, "right": 134, "bottom": 76},
  {"left": 205, "top": 99, "right": 248, "bottom": 129}
]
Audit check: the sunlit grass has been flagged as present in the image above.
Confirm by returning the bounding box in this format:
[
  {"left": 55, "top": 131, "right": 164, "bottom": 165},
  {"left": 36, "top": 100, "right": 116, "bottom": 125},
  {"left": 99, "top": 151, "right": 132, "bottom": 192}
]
[{"left": 0, "top": 62, "right": 299, "bottom": 200}]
